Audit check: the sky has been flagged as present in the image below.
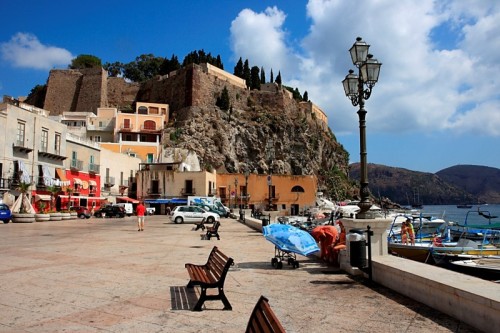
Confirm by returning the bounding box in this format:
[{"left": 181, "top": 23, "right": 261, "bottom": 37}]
[{"left": 1, "top": 0, "right": 499, "bottom": 174}]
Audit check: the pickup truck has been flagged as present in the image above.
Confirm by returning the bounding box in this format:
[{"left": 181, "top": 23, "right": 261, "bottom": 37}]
[{"left": 146, "top": 207, "right": 155, "bottom": 215}]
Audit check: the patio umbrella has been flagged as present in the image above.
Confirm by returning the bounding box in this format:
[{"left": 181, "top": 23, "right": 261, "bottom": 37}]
[{"left": 263, "top": 223, "right": 320, "bottom": 256}]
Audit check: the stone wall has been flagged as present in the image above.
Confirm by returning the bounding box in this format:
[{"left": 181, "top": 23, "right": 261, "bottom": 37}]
[{"left": 44, "top": 69, "right": 83, "bottom": 115}]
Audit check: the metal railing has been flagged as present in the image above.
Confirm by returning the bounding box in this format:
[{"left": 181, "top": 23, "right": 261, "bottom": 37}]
[
  {"left": 89, "top": 163, "right": 100, "bottom": 174},
  {"left": 70, "top": 159, "right": 83, "bottom": 170}
]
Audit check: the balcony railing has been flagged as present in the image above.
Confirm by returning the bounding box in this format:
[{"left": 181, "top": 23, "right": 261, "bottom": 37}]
[
  {"left": 0, "top": 178, "right": 12, "bottom": 190},
  {"left": 88, "top": 163, "right": 100, "bottom": 174},
  {"left": 181, "top": 188, "right": 196, "bottom": 196},
  {"left": 104, "top": 176, "right": 115, "bottom": 187},
  {"left": 70, "top": 159, "right": 83, "bottom": 171},
  {"left": 120, "top": 123, "right": 134, "bottom": 130}
]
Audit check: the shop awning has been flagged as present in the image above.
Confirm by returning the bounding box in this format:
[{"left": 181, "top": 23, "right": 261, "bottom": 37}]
[
  {"left": 88, "top": 180, "right": 97, "bottom": 186},
  {"left": 170, "top": 198, "right": 187, "bottom": 204},
  {"left": 55, "top": 168, "right": 70, "bottom": 187},
  {"left": 35, "top": 194, "right": 51, "bottom": 201},
  {"left": 145, "top": 199, "right": 170, "bottom": 204},
  {"left": 59, "top": 195, "right": 107, "bottom": 200},
  {"left": 117, "top": 196, "right": 139, "bottom": 204}
]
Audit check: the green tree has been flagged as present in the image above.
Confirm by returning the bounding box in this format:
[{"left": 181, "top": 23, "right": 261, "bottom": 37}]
[
  {"left": 159, "top": 54, "right": 181, "bottom": 75},
  {"left": 303, "top": 91, "right": 309, "bottom": 102},
  {"left": 123, "top": 54, "right": 164, "bottom": 82},
  {"left": 275, "top": 71, "right": 282, "bottom": 85},
  {"left": 103, "top": 61, "right": 124, "bottom": 77},
  {"left": 216, "top": 86, "right": 230, "bottom": 111},
  {"left": 260, "top": 66, "right": 266, "bottom": 84},
  {"left": 234, "top": 57, "right": 244, "bottom": 78},
  {"left": 243, "top": 59, "right": 251, "bottom": 88},
  {"left": 70, "top": 54, "right": 102, "bottom": 69},
  {"left": 182, "top": 49, "right": 224, "bottom": 69},
  {"left": 250, "top": 66, "right": 261, "bottom": 90},
  {"left": 26, "top": 84, "right": 47, "bottom": 108},
  {"left": 270, "top": 69, "right": 274, "bottom": 83}
]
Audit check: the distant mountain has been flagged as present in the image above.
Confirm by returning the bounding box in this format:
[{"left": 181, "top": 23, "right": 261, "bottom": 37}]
[
  {"left": 349, "top": 163, "right": 500, "bottom": 205},
  {"left": 436, "top": 165, "right": 500, "bottom": 204}
]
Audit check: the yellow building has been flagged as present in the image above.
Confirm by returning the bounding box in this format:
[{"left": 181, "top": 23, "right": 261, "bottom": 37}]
[
  {"left": 216, "top": 173, "right": 317, "bottom": 215},
  {"left": 100, "top": 102, "right": 168, "bottom": 162}
]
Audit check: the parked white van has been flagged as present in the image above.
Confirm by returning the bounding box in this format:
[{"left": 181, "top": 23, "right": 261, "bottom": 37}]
[{"left": 114, "top": 203, "right": 133, "bottom": 216}]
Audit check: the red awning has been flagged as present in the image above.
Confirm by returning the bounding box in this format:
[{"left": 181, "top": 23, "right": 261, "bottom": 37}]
[{"left": 117, "top": 197, "right": 139, "bottom": 204}]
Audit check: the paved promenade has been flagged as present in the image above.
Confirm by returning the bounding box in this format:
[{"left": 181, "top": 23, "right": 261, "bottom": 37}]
[{"left": 0, "top": 216, "right": 480, "bottom": 332}]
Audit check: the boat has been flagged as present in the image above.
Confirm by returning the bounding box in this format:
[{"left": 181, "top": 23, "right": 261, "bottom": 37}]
[
  {"left": 457, "top": 203, "right": 472, "bottom": 208},
  {"left": 449, "top": 257, "right": 500, "bottom": 281},
  {"left": 445, "top": 208, "right": 500, "bottom": 245}
]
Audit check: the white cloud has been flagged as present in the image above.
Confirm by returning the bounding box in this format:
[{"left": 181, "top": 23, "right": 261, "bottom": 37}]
[
  {"left": 1, "top": 32, "right": 73, "bottom": 70},
  {"left": 229, "top": 0, "right": 500, "bottom": 137}
]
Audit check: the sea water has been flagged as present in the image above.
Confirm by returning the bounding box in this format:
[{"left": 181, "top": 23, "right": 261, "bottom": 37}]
[{"left": 421, "top": 204, "right": 500, "bottom": 226}]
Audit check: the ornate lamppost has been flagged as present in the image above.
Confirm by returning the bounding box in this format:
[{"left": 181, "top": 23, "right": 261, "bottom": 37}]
[
  {"left": 244, "top": 169, "right": 250, "bottom": 209},
  {"left": 234, "top": 177, "right": 238, "bottom": 209},
  {"left": 266, "top": 138, "right": 275, "bottom": 211},
  {"left": 342, "top": 37, "right": 382, "bottom": 218}
]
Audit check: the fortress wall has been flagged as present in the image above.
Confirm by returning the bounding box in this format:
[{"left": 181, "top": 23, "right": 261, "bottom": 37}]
[
  {"left": 44, "top": 69, "right": 83, "bottom": 115},
  {"left": 107, "top": 77, "right": 140, "bottom": 110},
  {"left": 74, "top": 68, "right": 108, "bottom": 113}
]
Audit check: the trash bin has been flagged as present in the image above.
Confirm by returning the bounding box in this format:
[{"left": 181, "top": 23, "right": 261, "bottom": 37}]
[
  {"left": 348, "top": 228, "right": 366, "bottom": 268},
  {"left": 261, "top": 217, "right": 269, "bottom": 227},
  {"left": 239, "top": 210, "right": 244, "bottom": 222}
]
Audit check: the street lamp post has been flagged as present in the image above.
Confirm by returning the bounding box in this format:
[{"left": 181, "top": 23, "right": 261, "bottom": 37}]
[
  {"left": 342, "top": 37, "right": 382, "bottom": 219},
  {"left": 244, "top": 169, "right": 250, "bottom": 209},
  {"left": 234, "top": 177, "right": 238, "bottom": 209},
  {"left": 266, "top": 138, "right": 275, "bottom": 211}
]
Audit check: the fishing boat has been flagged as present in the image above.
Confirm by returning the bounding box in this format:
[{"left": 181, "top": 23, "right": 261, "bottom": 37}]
[
  {"left": 449, "top": 257, "right": 500, "bottom": 281},
  {"left": 445, "top": 208, "right": 500, "bottom": 245},
  {"left": 456, "top": 204, "right": 473, "bottom": 209}
]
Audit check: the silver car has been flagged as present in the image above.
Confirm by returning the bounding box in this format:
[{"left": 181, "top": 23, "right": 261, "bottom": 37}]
[{"left": 170, "top": 205, "right": 220, "bottom": 224}]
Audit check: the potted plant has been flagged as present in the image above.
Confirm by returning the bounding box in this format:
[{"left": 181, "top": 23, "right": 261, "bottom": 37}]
[
  {"left": 60, "top": 209, "right": 72, "bottom": 220},
  {"left": 12, "top": 181, "right": 35, "bottom": 223},
  {"left": 46, "top": 185, "right": 62, "bottom": 221},
  {"left": 35, "top": 201, "right": 50, "bottom": 222}
]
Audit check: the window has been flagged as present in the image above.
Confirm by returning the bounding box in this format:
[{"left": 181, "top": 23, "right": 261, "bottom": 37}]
[
  {"left": 94, "top": 136, "right": 101, "bottom": 142},
  {"left": 54, "top": 133, "right": 61, "bottom": 155},
  {"left": 138, "top": 106, "right": 148, "bottom": 114},
  {"left": 16, "top": 121, "right": 25, "bottom": 146},
  {"left": 124, "top": 118, "right": 131, "bottom": 129},
  {"left": 147, "top": 154, "right": 154, "bottom": 163},
  {"left": 41, "top": 129, "right": 48, "bottom": 152},
  {"left": 144, "top": 120, "right": 156, "bottom": 130},
  {"left": 291, "top": 185, "right": 305, "bottom": 193}
]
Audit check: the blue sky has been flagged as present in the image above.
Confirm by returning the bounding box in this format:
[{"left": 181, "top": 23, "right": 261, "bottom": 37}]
[{"left": 1, "top": 0, "right": 499, "bottom": 173}]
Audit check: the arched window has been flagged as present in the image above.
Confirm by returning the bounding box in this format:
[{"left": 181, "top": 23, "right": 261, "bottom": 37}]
[
  {"left": 291, "top": 185, "right": 305, "bottom": 193},
  {"left": 143, "top": 120, "right": 156, "bottom": 130},
  {"left": 138, "top": 106, "right": 148, "bottom": 114}
]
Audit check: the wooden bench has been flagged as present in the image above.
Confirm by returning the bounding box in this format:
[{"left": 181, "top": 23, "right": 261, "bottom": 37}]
[
  {"left": 185, "top": 246, "right": 233, "bottom": 311},
  {"left": 194, "top": 217, "right": 207, "bottom": 231},
  {"left": 246, "top": 295, "right": 286, "bottom": 333},
  {"left": 206, "top": 220, "right": 221, "bottom": 240}
]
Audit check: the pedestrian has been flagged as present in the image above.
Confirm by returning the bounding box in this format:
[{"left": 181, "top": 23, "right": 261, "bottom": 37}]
[
  {"left": 136, "top": 201, "right": 146, "bottom": 231},
  {"left": 401, "top": 218, "right": 415, "bottom": 245}
]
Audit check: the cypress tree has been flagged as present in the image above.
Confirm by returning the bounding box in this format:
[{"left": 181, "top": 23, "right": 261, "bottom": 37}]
[
  {"left": 234, "top": 57, "right": 244, "bottom": 78},
  {"left": 260, "top": 66, "right": 266, "bottom": 84},
  {"left": 250, "top": 66, "right": 261, "bottom": 90},
  {"left": 243, "top": 59, "right": 251, "bottom": 88},
  {"left": 275, "top": 71, "right": 282, "bottom": 85}
]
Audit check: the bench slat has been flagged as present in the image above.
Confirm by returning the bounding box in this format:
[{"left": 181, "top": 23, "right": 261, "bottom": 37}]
[
  {"left": 185, "top": 246, "right": 233, "bottom": 311},
  {"left": 246, "top": 296, "right": 286, "bottom": 333}
]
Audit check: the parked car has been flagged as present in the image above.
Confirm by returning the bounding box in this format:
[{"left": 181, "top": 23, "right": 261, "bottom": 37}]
[
  {"left": 94, "top": 205, "right": 125, "bottom": 218},
  {"left": 170, "top": 205, "right": 219, "bottom": 224},
  {"left": 113, "top": 203, "right": 134, "bottom": 216},
  {"left": 0, "top": 203, "right": 12, "bottom": 223},
  {"left": 69, "top": 206, "right": 91, "bottom": 219},
  {"left": 146, "top": 207, "right": 155, "bottom": 215}
]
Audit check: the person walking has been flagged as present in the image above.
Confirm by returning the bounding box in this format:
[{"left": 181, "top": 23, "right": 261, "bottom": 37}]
[{"left": 136, "top": 201, "right": 146, "bottom": 231}]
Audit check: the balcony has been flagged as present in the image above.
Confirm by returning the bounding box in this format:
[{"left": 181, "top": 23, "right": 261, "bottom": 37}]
[
  {"left": 104, "top": 176, "right": 115, "bottom": 187},
  {"left": 181, "top": 188, "right": 196, "bottom": 196},
  {"left": 265, "top": 193, "right": 280, "bottom": 201},
  {"left": 70, "top": 159, "right": 83, "bottom": 171},
  {"left": 147, "top": 188, "right": 162, "bottom": 198},
  {"left": 119, "top": 123, "right": 134, "bottom": 131},
  {"left": 89, "top": 163, "right": 100, "bottom": 174},
  {"left": 38, "top": 149, "right": 66, "bottom": 161},
  {"left": 12, "top": 141, "right": 33, "bottom": 154},
  {"left": 0, "top": 178, "right": 12, "bottom": 190},
  {"left": 140, "top": 124, "right": 162, "bottom": 133}
]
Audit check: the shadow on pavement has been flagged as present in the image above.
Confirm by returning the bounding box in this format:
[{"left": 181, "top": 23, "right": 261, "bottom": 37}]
[{"left": 170, "top": 286, "right": 198, "bottom": 311}]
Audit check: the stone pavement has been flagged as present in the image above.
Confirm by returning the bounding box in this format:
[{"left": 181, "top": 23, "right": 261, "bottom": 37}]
[{"left": 0, "top": 216, "right": 480, "bottom": 333}]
